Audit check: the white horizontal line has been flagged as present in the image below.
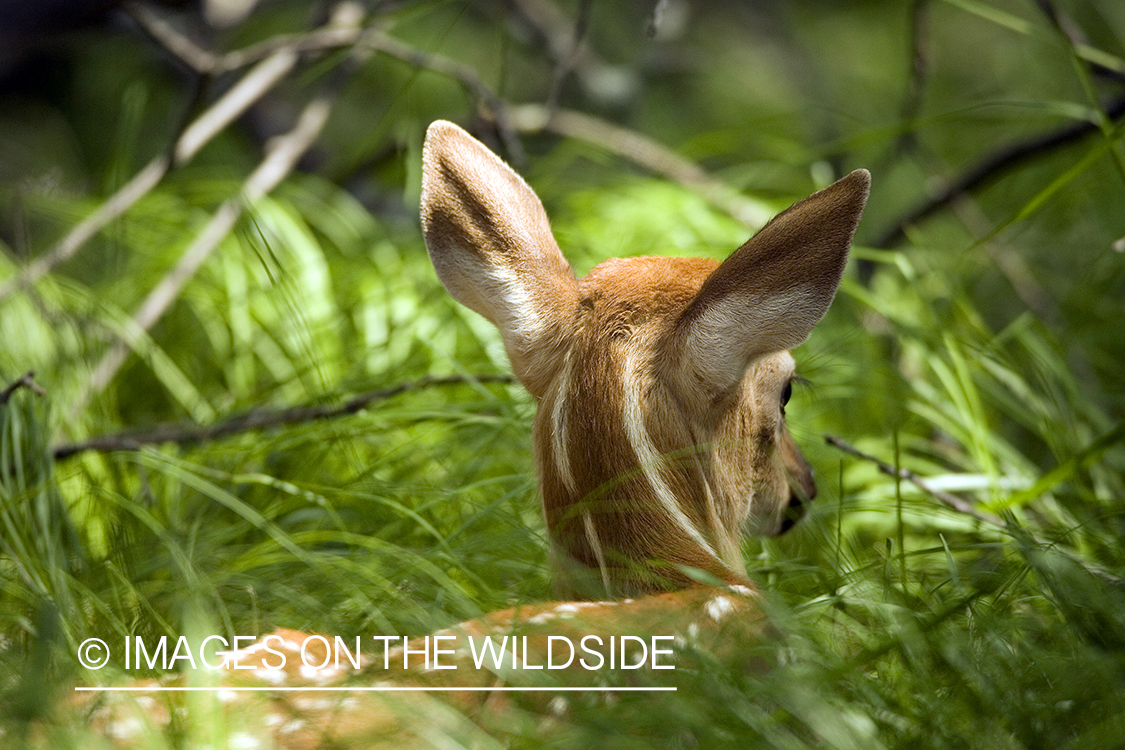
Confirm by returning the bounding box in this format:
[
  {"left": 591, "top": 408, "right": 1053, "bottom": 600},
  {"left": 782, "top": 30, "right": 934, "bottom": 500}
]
[{"left": 74, "top": 685, "right": 676, "bottom": 693}]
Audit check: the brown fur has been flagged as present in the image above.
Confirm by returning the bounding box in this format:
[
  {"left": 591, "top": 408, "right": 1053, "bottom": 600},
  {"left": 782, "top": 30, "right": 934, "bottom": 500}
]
[{"left": 421, "top": 120, "right": 869, "bottom": 598}]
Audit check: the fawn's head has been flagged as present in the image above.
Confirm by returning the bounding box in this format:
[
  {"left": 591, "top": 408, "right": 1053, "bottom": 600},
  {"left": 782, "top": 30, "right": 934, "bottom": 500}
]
[{"left": 421, "top": 121, "right": 868, "bottom": 597}]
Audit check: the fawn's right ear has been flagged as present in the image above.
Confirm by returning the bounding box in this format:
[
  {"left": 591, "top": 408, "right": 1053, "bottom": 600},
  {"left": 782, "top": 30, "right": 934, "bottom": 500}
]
[
  {"left": 672, "top": 169, "right": 870, "bottom": 399},
  {"left": 421, "top": 120, "right": 579, "bottom": 396}
]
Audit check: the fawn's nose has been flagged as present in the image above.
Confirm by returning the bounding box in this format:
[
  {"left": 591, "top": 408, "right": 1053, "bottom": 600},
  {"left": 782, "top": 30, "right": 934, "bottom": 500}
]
[{"left": 778, "top": 475, "right": 816, "bottom": 534}]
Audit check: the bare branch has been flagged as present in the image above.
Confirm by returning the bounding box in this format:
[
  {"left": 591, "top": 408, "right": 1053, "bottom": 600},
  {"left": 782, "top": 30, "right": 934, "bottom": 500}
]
[
  {"left": 890, "top": 0, "right": 931, "bottom": 160},
  {"left": 0, "top": 371, "right": 47, "bottom": 405},
  {"left": 125, "top": 1, "right": 222, "bottom": 74},
  {"left": 0, "top": 50, "right": 299, "bottom": 302},
  {"left": 173, "top": 49, "right": 300, "bottom": 162},
  {"left": 508, "top": 104, "right": 772, "bottom": 228},
  {"left": 53, "top": 374, "right": 513, "bottom": 459},
  {"left": 1, "top": 12, "right": 723, "bottom": 308},
  {"left": 64, "top": 4, "right": 377, "bottom": 418},
  {"left": 1033, "top": 0, "right": 1125, "bottom": 186},
  {"left": 1033, "top": 0, "right": 1125, "bottom": 85},
  {"left": 0, "top": 158, "right": 167, "bottom": 301},
  {"left": 129, "top": 0, "right": 371, "bottom": 76},
  {"left": 0, "top": 3, "right": 379, "bottom": 303},
  {"left": 68, "top": 90, "right": 337, "bottom": 420},
  {"left": 544, "top": 0, "right": 592, "bottom": 113},
  {"left": 870, "top": 1, "right": 1125, "bottom": 253},
  {"left": 216, "top": 24, "right": 365, "bottom": 73}
]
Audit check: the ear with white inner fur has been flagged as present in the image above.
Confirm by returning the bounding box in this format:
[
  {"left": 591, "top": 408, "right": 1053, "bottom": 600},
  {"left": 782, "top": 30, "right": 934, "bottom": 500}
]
[
  {"left": 672, "top": 169, "right": 870, "bottom": 397},
  {"left": 420, "top": 120, "right": 579, "bottom": 397}
]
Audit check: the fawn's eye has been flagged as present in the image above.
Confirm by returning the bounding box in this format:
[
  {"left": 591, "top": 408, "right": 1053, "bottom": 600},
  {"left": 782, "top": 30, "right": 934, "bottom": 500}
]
[{"left": 781, "top": 381, "right": 793, "bottom": 409}]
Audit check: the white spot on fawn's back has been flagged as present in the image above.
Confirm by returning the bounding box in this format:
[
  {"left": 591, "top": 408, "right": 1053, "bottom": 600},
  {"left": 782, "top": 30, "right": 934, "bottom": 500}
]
[{"left": 705, "top": 596, "right": 735, "bottom": 622}]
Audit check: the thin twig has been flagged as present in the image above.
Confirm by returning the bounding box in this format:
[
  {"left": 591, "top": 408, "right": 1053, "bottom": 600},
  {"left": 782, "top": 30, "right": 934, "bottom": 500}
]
[
  {"left": 506, "top": 0, "right": 626, "bottom": 107},
  {"left": 545, "top": 0, "right": 592, "bottom": 113},
  {"left": 0, "top": 371, "right": 47, "bottom": 405},
  {"left": 53, "top": 374, "right": 514, "bottom": 459},
  {"left": 890, "top": 0, "right": 930, "bottom": 160},
  {"left": 824, "top": 433, "right": 1119, "bottom": 584},
  {"left": 1034, "top": 0, "right": 1125, "bottom": 187},
  {"left": 1033, "top": 0, "right": 1125, "bottom": 85},
  {"left": 173, "top": 49, "right": 300, "bottom": 163},
  {"left": 363, "top": 32, "right": 525, "bottom": 167},
  {"left": 130, "top": 0, "right": 373, "bottom": 76},
  {"left": 217, "top": 24, "right": 366, "bottom": 74},
  {"left": 824, "top": 433, "right": 1005, "bottom": 527}
]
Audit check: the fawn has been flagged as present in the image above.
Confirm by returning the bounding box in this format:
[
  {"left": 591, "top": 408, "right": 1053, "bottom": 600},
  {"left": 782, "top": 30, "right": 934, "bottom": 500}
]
[{"left": 84, "top": 121, "right": 868, "bottom": 748}]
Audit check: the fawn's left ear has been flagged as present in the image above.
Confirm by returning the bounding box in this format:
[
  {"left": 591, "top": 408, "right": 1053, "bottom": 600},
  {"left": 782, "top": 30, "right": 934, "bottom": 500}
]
[
  {"left": 421, "top": 121, "right": 580, "bottom": 396},
  {"left": 671, "top": 169, "right": 870, "bottom": 397}
]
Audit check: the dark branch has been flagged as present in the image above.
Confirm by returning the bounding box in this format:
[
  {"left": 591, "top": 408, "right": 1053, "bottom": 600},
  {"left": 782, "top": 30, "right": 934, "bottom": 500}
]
[
  {"left": 545, "top": 0, "right": 592, "bottom": 113},
  {"left": 53, "top": 374, "right": 514, "bottom": 459},
  {"left": 1033, "top": 0, "right": 1125, "bottom": 85},
  {"left": 874, "top": 2, "right": 1125, "bottom": 251},
  {"left": 895, "top": 0, "right": 931, "bottom": 156},
  {"left": 124, "top": 2, "right": 219, "bottom": 74},
  {"left": 874, "top": 93, "right": 1125, "bottom": 249},
  {"left": 363, "top": 32, "right": 525, "bottom": 168},
  {"left": 0, "top": 371, "right": 47, "bottom": 405}
]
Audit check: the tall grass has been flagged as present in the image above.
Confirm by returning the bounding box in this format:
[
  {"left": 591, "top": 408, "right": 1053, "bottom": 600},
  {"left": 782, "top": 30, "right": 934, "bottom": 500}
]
[
  {"left": 2, "top": 0, "right": 1125, "bottom": 746},
  {"left": 3, "top": 172, "right": 1123, "bottom": 747}
]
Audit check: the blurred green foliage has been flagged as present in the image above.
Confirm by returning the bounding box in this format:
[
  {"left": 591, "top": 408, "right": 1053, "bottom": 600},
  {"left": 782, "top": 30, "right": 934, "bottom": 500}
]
[{"left": 1, "top": 0, "right": 1124, "bottom": 747}]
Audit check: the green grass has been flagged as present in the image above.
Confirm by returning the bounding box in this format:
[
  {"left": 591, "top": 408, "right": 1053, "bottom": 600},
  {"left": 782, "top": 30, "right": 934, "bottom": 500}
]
[
  {"left": 3, "top": 173, "right": 1123, "bottom": 747},
  {"left": 2, "top": 0, "right": 1125, "bottom": 746}
]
